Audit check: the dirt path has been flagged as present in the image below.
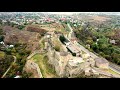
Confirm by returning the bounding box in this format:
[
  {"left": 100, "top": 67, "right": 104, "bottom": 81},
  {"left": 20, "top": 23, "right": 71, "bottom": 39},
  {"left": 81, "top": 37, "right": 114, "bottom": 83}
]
[{"left": 1, "top": 56, "right": 16, "bottom": 78}]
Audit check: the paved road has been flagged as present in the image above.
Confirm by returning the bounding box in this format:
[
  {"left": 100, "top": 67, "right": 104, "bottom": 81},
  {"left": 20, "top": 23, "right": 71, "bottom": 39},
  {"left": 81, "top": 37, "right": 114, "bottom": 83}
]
[
  {"left": 67, "top": 23, "right": 73, "bottom": 32},
  {"left": 92, "top": 67, "right": 120, "bottom": 78},
  {"left": 109, "top": 63, "right": 120, "bottom": 75},
  {"left": 67, "top": 23, "right": 120, "bottom": 75},
  {"left": 27, "top": 37, "right": 46, "bottom": 60},
  {"left": 75, "top": 42, "right": 98, "bottom": 59},
  {"left": 67, "top": 23, "right": 98, "bottom": 59},
  {"left": 1, "top": 56, "right": 16, "bottom": 78}
]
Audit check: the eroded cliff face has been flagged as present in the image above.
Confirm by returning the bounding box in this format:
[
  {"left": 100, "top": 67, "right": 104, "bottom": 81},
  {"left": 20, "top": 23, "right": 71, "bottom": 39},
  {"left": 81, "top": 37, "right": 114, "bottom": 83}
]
[
  {"left": 23, "top": 60, "right": 43, "bottom": 78},
  {"left": 47, "top": 48, "right": 61, "bottom": 76}
]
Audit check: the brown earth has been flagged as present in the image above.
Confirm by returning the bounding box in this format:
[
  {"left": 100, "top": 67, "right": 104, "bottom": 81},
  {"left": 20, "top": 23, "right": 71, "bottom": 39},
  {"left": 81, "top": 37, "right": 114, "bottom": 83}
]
[
  {"left": 88, "top": 15, "right": 111, "bottom": 22},
  {"left": 40, "top": 23, "right": 65, "bottom": 32},
  {"left": 3, "top": 26, "right": 41, "bottom": 52},
  {"left": 112, "top": 29, "right": 120, "bottom": 39},
  {"left": 25, "top": 25, "right": 47, "bottom": 35}
]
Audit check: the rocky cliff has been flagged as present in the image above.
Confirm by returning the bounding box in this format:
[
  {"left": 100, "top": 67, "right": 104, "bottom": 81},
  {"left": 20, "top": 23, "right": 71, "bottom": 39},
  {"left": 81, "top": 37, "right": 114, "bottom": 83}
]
[{"left": 23, "top": 60, "right": 43, "bottom": 78}]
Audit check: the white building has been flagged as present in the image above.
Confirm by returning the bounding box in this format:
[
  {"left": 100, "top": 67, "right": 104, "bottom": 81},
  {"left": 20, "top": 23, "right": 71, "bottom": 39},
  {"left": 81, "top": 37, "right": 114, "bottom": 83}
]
[
  {"left": 0, "top": 41, "right": 4, "bottom": 45},
  {"left": 110, "top": 39, "right": 116, "bottom": 44},
  {"left": 46, "top": 35, "right": 51, "bottom": 38},
  {"left": 97, "top": 39, "right": 99, "bottom": 42},
  {"left": 64, "top": 42, "right": 70, "bottom": 46},
  {"left": 14, "top": 75, "right": 21, "bottom": 78},
  {"left": 9, "top": 45, "right": 14, "bottom": 48}
]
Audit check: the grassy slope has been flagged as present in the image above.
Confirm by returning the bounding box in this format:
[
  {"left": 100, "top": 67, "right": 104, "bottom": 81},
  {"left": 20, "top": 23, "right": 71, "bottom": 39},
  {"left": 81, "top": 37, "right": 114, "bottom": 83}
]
[
  {"left": 109, "top": 69, "right": 120, "bottom": 75},
  {"left": 31, "top": 54, "right": 58, "bottom": 78}
]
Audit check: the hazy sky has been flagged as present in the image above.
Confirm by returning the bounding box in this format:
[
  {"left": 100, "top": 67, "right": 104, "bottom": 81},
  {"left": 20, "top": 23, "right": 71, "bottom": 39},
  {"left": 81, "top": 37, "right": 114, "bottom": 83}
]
[
  {"left": 47, "top": 12, "right": 120, "bottom": 15},
  {"left": 1, "top": 12, "right": 120, "bottom": 16},
  {"left": 47, "top": 12, "right": 79, "bottom": 15}
]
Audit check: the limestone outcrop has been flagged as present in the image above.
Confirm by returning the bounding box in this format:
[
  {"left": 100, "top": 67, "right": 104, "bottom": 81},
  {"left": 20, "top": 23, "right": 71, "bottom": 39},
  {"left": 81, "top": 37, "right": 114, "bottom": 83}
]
[{"left": 23, "top": 60, "right": 43, "bottom": 78}]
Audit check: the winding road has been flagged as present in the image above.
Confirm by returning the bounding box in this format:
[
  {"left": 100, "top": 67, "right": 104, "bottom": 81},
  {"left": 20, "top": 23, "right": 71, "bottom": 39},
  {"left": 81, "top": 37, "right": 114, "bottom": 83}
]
[{"left": 1, "top": 56, "right": 16, "bottom": 78}]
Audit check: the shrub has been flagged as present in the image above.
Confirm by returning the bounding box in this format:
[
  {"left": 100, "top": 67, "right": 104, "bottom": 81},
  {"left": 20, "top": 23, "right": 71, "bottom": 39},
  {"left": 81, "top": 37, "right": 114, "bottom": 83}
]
[{"left": 54, "top": 45, "right": 60, "bottom": 52}]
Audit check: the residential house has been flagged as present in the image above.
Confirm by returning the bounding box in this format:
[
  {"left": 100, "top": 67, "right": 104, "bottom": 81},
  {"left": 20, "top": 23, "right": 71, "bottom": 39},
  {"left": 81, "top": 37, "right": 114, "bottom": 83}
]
[
  {"left": 0, "top": 41, "right": 4, "bottom": 45},
  {"left": 9, "top": 45, "right": 14, "bottom": 48},
  {"left": 14, "top": 75, "right": 21, "bottom": 78},
  {"left": 110, "top": 39, "right": 116, "bottom": 44}
]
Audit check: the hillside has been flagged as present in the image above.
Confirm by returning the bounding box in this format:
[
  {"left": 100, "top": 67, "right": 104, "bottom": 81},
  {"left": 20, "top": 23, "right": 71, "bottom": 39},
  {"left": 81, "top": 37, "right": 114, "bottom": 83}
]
[
  {"left": 2, "top": 26, "right": 41, "bottom": 52},
  {"left": 25, "top": 25, "right": 47, "bottom": 36}
]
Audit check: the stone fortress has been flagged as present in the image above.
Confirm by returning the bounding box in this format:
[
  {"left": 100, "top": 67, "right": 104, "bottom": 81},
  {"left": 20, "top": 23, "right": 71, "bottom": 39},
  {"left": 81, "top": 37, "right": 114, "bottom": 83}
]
[
  {"left": 44, "top": 31, "right": 112, "bottom": 78},
  {"left": 24, "top": 30, "right": 119, "bottom": 78}
]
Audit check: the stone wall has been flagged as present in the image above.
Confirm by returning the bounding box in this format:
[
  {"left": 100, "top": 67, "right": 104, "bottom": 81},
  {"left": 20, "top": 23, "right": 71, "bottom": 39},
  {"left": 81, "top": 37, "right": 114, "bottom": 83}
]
[
  {"left": 47, "top": 45, "right": 71, "bottom": 77},
  {"left": 65, "top": 60, "right": 85, "bottom": 77},
  {"left": 47, "top": 48, "right": 61, "bottom": 76},
  {"left": 47, "top": 42, "right": 90, "bottom": 77}
]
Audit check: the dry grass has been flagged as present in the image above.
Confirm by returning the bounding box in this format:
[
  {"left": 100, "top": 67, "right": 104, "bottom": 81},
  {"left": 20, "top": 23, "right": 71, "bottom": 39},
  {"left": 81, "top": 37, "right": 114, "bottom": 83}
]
[
  {"left": 31, "top": 54, "right": 58, "bottom": 78},
  {"left": 88, "top": 16, "right": 111, "bottom": 22},
  {"left": 0, "top": 51, "right": 5, "bottom": 58},
  {"left": 108, "top": 69, "right": 120, "bottom": 75}
]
